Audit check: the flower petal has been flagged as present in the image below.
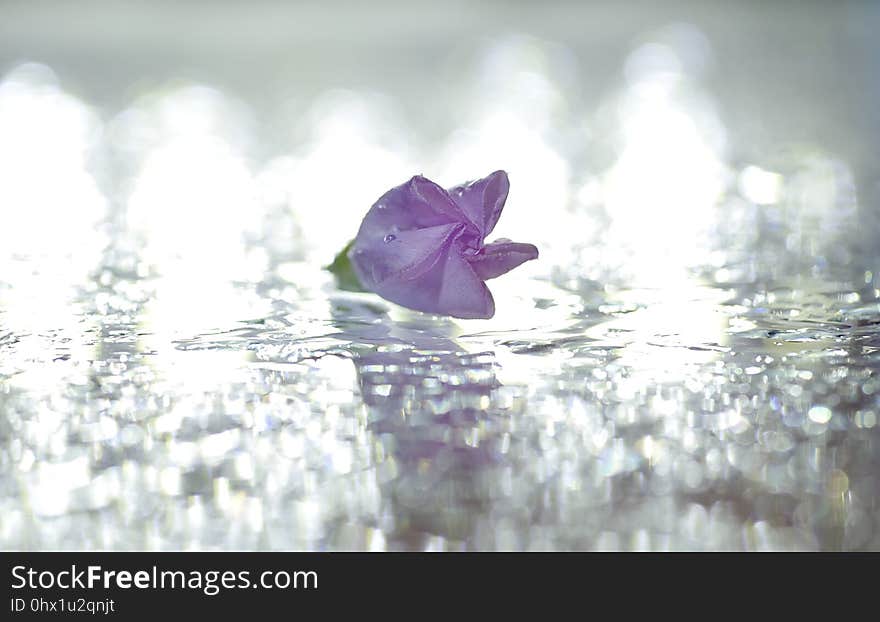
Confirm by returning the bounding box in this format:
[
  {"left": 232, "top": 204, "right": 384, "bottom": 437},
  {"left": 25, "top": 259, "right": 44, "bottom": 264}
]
[
  {"left": 360, "top": 239, "right": 495, "bottom": 319},
  {"left": 349, "top": 221, "right": 464, "bottom": 289},
  {"left": 357, "top": 175, "right": 467, "bottom": 239},
  {"left": 466, "top": 239, "right": 539, "bottom": 281},
  {"left": 435, "top": 250, "right": 495, "bottom": 319},
  {"left": 409, "top": 175, "right": 473, "bottom": 227},
  {"left": 448, "top": 170, "right": 510, "bottom": 237}
]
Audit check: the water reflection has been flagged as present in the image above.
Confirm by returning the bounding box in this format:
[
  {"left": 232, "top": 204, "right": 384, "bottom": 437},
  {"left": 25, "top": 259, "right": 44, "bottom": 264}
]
[
  {"left": 1, "top": 16, "right": 879, "bottom": 551},
  {"left": 336, "top": 313, "right": 500, "bottom": 546}
]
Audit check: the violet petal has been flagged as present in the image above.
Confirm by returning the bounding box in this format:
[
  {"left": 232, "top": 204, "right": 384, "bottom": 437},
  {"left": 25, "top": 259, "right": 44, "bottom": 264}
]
[
  {"left": 352, "top": 221, "right": 464, "bottom": 287},
  {"left": 467, "top": 239, "right": 540, "bottom": 281},
  {"left": 448, "top": 170, "right": 510, "bottom": 237},
  {"left": 365, "top": 238, "right": 494, "bottom": 319}
]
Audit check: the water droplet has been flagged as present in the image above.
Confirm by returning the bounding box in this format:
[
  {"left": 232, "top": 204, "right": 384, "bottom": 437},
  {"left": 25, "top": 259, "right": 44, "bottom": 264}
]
[{"left": 384, "top": 234, "right": 396, "bottom": 243}]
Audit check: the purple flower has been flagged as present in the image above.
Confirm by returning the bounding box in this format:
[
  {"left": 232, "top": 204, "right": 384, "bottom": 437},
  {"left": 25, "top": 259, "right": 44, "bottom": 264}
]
[{"left": 348, "top": 170, "right": 538, "bottom": 319}]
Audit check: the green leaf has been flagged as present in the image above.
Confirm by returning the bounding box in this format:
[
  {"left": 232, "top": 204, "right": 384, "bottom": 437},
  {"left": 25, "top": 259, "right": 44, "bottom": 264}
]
[{"left": 325, "top": 239, "right": 367, "bottom": 292}]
